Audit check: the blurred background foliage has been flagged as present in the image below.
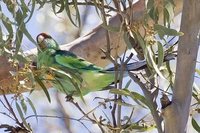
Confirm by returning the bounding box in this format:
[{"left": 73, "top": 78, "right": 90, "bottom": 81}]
[{"left": 0, "top": 0, "right": 200, "bottom": 133}]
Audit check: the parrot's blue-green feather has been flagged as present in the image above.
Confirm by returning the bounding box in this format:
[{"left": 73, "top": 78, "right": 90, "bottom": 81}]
[
  {"left": 54, "top": 50, "right": 102, "bottom": 71},
  {"left": 36, "top": 33, "right": 115, "bottom": 96}
]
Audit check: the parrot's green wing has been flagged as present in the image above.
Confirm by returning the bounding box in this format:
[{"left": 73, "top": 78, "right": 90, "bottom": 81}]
[
  {"left": 52, "top": 50, "right": 115, "bottom": 96},
  {"left": 54, "top": 50, "right": 102, "bottom": 71}
]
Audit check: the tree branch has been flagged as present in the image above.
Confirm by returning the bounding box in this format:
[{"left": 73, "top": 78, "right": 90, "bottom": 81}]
[
  {"left": 162, "top": 0, "right": 200, "bottom": 132},
  {"left": 128, "top": 72, "right": 163, "bottom": 133},
  {"left": 0, "top": 0, "right": 183, "bottom": 95}
]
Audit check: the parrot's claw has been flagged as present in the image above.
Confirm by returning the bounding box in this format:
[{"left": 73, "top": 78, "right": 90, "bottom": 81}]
[{"left": 65, "top": 95, "right": 74, "bottom": 102}]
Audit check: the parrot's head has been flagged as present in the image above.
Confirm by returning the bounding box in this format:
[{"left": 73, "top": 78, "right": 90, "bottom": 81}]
[{"left": 36, "top": 33, "right": 60, "bottom": 51}]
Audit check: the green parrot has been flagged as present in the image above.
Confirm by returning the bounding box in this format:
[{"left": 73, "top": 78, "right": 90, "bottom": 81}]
[
  {"left": 35, "top": 33, "right": 176, "bottom": 97},
  {"left": 36, "top": 33, "right": 116, "bottom": 96}
]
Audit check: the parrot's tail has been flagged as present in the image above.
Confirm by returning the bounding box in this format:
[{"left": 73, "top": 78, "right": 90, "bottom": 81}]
[{"left": 105, "top": 53, "right": 176, "bottom": 72}]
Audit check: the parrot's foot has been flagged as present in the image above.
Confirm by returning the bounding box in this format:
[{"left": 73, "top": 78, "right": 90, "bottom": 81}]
[{"left": 65, "top": 95, "right": 74, "bottom": 102}]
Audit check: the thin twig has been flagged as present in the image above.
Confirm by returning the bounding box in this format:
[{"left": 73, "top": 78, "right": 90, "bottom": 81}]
[
  {"left": 68, "top": 2, "right": 119, "bottom": 13},
  {"left": 0, "top": 111, "right": 15, "bottom": 121},
  {"left": 99, "top": 0, "right": 119, "bottom": 129},
  {"left": 69, "top": 100, "right": 105, "bottom": 131},
  {"left": 124, "top": 108, "right": 134, "bottom": 125},
  {"left": 2, "top": 93, "right": 23, "bottom": 127},
  {"left": 0, "top": 98, "right": 10, "bottom": 111},
  {"left": 139, "top": 72, "right": 173, "bottom": 95},
  {"left": 128, "top": 72, "right": 163, "bottom": 133},
  {"left": 79, "top": 101, "right": 105, "bottom": 120},
  {"left": 25, "top": 114, "right": 92, "bottom": 133}
]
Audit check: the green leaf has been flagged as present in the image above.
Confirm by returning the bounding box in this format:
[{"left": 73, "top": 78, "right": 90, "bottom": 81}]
[
  {"left": 0, "top": 25, "right": 2, "bottom": 41},
  {"left": 134, "top": 31, "right": 145, "bottom": 50},
  {"left": 192, "top": 118, "right": 200, "bottom": 132},
  {"left": 147, "top": 0, "right": 154, "bottom": 10},
  {"left": 0, "top": 10, "right": 15, "bottom": 24},
  {"left": 145, "top": 47, "right": 153, "bottom": 68},
  {"left": 157, "top": 42, "right": 164, "bottom": 68},
  {"left": 123, "top": 32, "right": 132, "bottom": 49},
  {"left": 57, "top": 0, "right": 65, "bottom": 13},
  {"left": 193, "top": 82, "right": 200, "bottom": 94},
  {"left": 73, "top": 0, "right": 81, "bottom": 27},
  {"left": 166, "top": 61, "right": 173, "bottom": 86},
  {"left": 125, "top": 79, "right": 132, "bottom": 89},
  {"left": 16, "top": 102, "right": 30, "bottom": 129},
  {"left": 49, "top": 67, "right": 85, "bottom": 102},
  {"left": 192, "top": 92, "right": 199, "bottom": 103},
  {"left": 14, "top": 53, "right": 27, "bottom": 63},
  {"left": 146, "top": 46, "right": 166, "bottom": 79},
  {"left": 110, "top": 88, "right": 130, "bottom": 96},
  {"left": 129, "top": 91, "right": 150, "bottom": 109},
  {"left": 148, "top": 7, "right": 159, "bottom": 23},
  {"left": 163, "top": 8, "right": 170, "bottom": 27},
  {"left": 1, "top": 18, "right": 13, "bottom": 40},
  {"left": 27, "top": 97, "right": 38, "bottom": 122},
  {"left": 20, "top": 0, "right": 29, "bottom": 18},
  {"left": 65, "top": 1, "right": 78, "bottom": 27},
  {"left": 15, "top": 10, "right": 25, "bottom": 26},
  {"left": 34, "top": 76, "right": 51, "bottom": 102},
  {"left": 110, "top": 89, "right": 150, "bottom": 109},
  {"left": 154, "top": 24, "right": 184, "bottom": 39},
  {"left": 26, "top": 69, "right": 36, "bottom": 88},
  {"left": 22, "top": 25, "right": 36, "bottom": 44},
  {"left": 115, "top": 100, "right": 134, "bottom": 107},
  {"left": 25, "top": 0, "right": 36, "bottom": 23},
  {"left": 15, "top": 9, "right": 36, "bottom": 44},
  {"left": 4, "top": 47, "right": 12, "bottom": 54},
  {"left": 52, "top": 1, "right": 58, "bottom": 14},
  {"left": 126, "top": 123, "right": 155, "bottom": 132},
  {"left": 37, "top": 0, "right": 47, "bottom": 9},
  {"left": 165, "top": 1, "right": 174, "bottom": 21},
  {"left": 196, "top": 69, "right": 200, "bottom": 75},
  {"left": 20, "top": 98, "right": 27, "bottom": 114},
  {"left": 15, "top": 28, "right": 23, "bottom": 54}
]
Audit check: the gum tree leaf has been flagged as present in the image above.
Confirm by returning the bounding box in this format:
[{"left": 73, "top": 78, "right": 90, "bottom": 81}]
[
  {"left": 154, "top": 24, "right": 184, "bottom": 39},
  {"left": 110, "top": 88, "right": 130, "bottom": 96},
  {"left": 134, "top": 31, "right": 145, "bottom": 50},
  {"left": 25, "top": 0, "right": 36, "bottom": 23},
  {"left": 196, "top": 69, "right": 200, "bottom": 75},
  {"left": 34, "top": 76, "right": 51, "bottom": 102},
  {"left": 15, "top": 28, "right": 23, "bottom": 54},
  {"left": 147, "top": 0, "right": 154, "bottom": 10},
  {"left": 146, "top": 46, "right": 165, "bottom": 79},
  {"left": 110, "top": 89, "right": 150, "bottom": 109},
  {"left": 57, "top": 0, "right": 65, "bottom": 13},
  {"left": 73, "top": 0, "right": 81, "bottom": 27},
  {"left": 16, "top": 102, "right": 30, "bottom": 129},
  {"left": 157, "top": 42, "right": 164, "bottom": 68},
  {"left": 65, "top": 1, "right": 78, "bottom": 27},
  {"left": 27, "top": 97, "right": 38, "bottom": 122},
  {"left": 123, "top": 32, "right": 132, "bottom": 49},
  {"left": 125, "top": 79, "right": 132, "bottom": 89},
  {"left": 20, "top": 98, "right": 27, "bottom": 114},
  {"left": 192, "top": 118, "right": 200, "bottom": 132},
  {"left": 22, "top": 27, "right": 36, "bottom": 44}
]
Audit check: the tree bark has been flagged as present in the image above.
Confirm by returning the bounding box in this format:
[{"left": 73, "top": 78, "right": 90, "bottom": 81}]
[
  {"left": 0, "top": 0, "right": 183, "bottom": 94},
  {"left": 162, "top": 0, "right": 200, "bottom": 132}
]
